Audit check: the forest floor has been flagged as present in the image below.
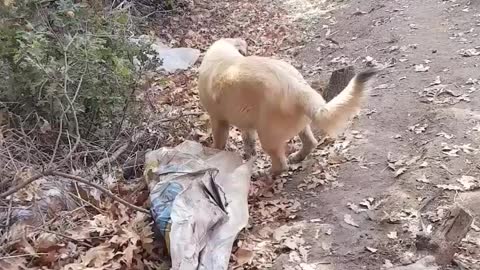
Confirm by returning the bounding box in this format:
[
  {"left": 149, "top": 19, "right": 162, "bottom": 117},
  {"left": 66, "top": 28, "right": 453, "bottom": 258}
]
[
  {"left": 3, "top": 0, "right": 480, "bottom": 269},
  {"left": 154, "top": 0, "right": 480, "bottom": 268}
]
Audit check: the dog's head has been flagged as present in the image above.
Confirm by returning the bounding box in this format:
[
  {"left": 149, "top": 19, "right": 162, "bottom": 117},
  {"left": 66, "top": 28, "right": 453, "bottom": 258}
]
[
  {"left": 221, "top": 38, "right": 248, "bottom": 55},
  {"left": 201, "top": 38, "right": 248, "bottom": 70}
]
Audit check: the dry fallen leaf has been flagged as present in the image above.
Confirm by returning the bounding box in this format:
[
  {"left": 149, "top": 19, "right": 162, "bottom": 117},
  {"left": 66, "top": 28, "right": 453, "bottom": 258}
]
[
  {"left": 436, "top": 184, "right": 462, "bottom": 191},
  {"left": 408, "top": 123, "right": 428, "bottom": 134},
  {"left": 465, "top": 78, "right": 478, "bottom": 85},
  {"left": 359, "top": 198, "right": 372, "bottom": 209},
  {"left": 298, "top": 245, "right": 309, "bottom": 262},
  {"left": 414, "top": 64, "right": 430, "bottom": 72},
  {"left": 283, "top": 235, "right": 305, "bottom": 250},
  {"left": 406, "top": 156, "right": 421, "bottom": 166},
  {"left": 395, "top": 167, "right": 408, "bottom": 178},
  {"left": 0, "top": 258, "right": 28, "bottom": 270},
  {"left": 347, "top": 202, "right": 367, "bottom": 213},
  {"left": 457, "top": 144, "right": 478, "bottom": 154},
  {"left": 374, "top": 83, "right": 396, "bottom": 90},
  {"left": 436, "top": 131, "right": 453, "bottom": 139},
  {"left": 459, "top": 48, "right": 480, "bottom": 57},
  {"left": 299, "top": 262, "right": 317, "bottom": 270},
  {"left": 383, "top": 259, "right": 394, "bottom": 268},
  {"left": 344, "top": 214, "right": 359, "bottom": 228},
  {"left": 456, "top": 175, "right": 478, "bottom": 190},
  {"left": 34, "top": 232, "right": 61, "bottom": 258},
  {"left": 416, "top": 174, "right": 430, "bottom": 183},
  {"left": 80, "top": 244, "right": 115, "bottom": 267},
  {"left": 387, "top": 231, "right": 398, "bottom": 239},
  {"left": 429, "top": 76, "right": 441, "bottom": 86},
  {"left": 471, "top": 222, "right": 480, "bottom": 232},
  {"left": 441, "top": 143, "right": 460, "bottom": 157},
  {"left": 121, "top": 244, "right": 137, "bottom": 268},
  {"left": 235, "top": 248, "right": 254, "bottom": 266},
  {"left": 273, "top": 225, "right": 292, "bottom": 242}
]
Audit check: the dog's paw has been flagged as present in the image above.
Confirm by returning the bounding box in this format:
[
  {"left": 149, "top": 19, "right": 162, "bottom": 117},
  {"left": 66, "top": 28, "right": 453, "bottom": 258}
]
[
  {"left": 288, "top": 151, "right": 306, "bottom": 164},
  {"left": 269, "top": 165, "right": 288, "bottom": 178}
]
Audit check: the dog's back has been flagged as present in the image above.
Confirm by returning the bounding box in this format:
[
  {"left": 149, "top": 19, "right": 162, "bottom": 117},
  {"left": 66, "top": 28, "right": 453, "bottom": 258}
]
[
  {"left": 199, "top": 54, "right": 313, "bottom": 129},
  {"left": 199, "top": 38, "right": 375, "bottom": 139}
]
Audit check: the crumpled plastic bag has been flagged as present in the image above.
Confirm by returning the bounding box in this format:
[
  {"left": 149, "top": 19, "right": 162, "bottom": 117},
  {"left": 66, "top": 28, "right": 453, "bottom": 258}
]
[
  {"left": 144, "top": 140, "right": 253, "bottom": 270},
  {"left": 130, "top": 35, "right": 200, "bottom": 73},
  {"left": 153, "top": 47, "right": 200, "bottom": 73}
]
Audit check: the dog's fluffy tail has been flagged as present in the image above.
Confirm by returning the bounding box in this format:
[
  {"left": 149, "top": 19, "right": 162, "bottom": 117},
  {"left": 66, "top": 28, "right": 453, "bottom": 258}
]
[{"left": 311, "top": 69, "right": 377, "bottom": 137}]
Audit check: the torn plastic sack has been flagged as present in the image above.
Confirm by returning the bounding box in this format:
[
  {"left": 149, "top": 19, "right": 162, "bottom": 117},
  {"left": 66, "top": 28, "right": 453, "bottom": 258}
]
[
  {"left": 129, "top": 35, "right": 200, "bottom": 73},
  {"left": 144, "top": 140, "right": 254, "bottom": 270}
]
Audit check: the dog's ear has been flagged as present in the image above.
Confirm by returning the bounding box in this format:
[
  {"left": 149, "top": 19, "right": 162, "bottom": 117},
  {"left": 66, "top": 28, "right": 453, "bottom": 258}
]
[
  {"left": 310, "top": 79, "right": 327, "bottom": 95},
  {"left": 234, "top": 38, "right": 248, "bottom": 56},
  {"left": 223, "top": 38, "right": 248, "bottom": 55}
]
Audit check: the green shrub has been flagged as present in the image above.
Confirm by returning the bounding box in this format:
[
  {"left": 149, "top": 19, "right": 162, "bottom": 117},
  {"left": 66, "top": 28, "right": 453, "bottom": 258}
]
[{"left": 0, "top": 0, "right": 153, "bottom": 139}]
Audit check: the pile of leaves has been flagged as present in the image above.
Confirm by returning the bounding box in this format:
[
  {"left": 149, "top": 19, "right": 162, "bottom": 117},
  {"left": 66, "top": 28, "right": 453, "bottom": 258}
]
[
  {"left": 0, "top": 175, "right": 165, "bottom": 269},
  {"left": 0, "top": 0, "right": 167, "bottom": 268}
]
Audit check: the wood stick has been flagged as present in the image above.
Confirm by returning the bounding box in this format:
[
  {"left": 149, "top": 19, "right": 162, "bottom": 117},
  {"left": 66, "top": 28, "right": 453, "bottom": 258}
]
[{"left": 0, "top": 170, "right": 150, "bottom": 215}]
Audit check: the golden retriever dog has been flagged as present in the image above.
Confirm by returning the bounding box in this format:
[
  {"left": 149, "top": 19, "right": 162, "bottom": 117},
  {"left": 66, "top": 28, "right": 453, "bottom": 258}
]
[{"left": 198, "top": 38, "right": 376, "bottom": 176}]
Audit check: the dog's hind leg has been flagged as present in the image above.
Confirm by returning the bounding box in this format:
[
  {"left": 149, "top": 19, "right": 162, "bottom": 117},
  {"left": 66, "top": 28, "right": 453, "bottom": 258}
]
[
  {"left": 242, "top": 129, "right": 257, "bottom": 159},
  {"left": 258, "top": 131, "right": 288, "bottom": 176},
  {"left": 288, "top": 125, "right": 318, "bottom": 164},
  {"left": 211, "top": 118, "right": 230, "bottom": 150}
]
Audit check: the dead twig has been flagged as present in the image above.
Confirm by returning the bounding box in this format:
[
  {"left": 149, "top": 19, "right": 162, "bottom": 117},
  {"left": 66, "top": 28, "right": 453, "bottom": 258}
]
[
  {"left": 28, "top": 226, "right": 93, "bottom": 248},
  {"left": 90, "top": 142, "right": 130, "bottom": 176},
  {"left": 159, "top": 111, "right": 203, "bottom": 123},
  {"left": 50, "top": 171, "right": 150, "bottom": 214},
  {"left": 5, "top": 197, "right": 13, "bottom": 228},
  {"left": 67, "top": 190, "right": 104, "bottom": 214},
  {"left": 326, "top": 37, "right": 339, "bottom": 45},
  {"left": 48, "top": 70, "right": 85, "bottom": 168},
  {"left": 49, "top": 115, "right": 64, "bottom": 167},
  {"left": 51, "top": 51, "right": 82, "bottom": 169},
  {"left": 0, "top": 253, "right": 48, "bottom": 260},
  {"left": 90, "top": 131, "right": 145, "bottom": 176},
  {"left": 0, "top": 173, "right": 45, "bottom": 199},
  {"left": 0, "top": 170, "right": 150, "bottom": 215}
]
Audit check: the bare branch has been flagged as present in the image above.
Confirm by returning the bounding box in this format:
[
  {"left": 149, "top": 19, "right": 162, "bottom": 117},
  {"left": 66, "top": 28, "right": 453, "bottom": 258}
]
[
  {"left": 0, "top": 170, "right": 150, "bottom": 215},
  {"left": 90, "top": 131, "right": 145, "bottom": 176},
  {"left": 0, "top": 172, "right": 45, "bottom": 199},
  {"left": 50, "top": 51, "right": 82, "bottom": 170},
  {"left": 49, "top": 114, "right": 64, "bottom": 167}
]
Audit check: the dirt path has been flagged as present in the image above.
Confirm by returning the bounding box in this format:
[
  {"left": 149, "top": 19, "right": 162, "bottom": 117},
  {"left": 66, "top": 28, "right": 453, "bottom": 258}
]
[
  {"left": 150, "top": 0, "right": 480, "bottom": 268},
  {"left": 272, "top": 0, "right": 480, "bottom": 269}
]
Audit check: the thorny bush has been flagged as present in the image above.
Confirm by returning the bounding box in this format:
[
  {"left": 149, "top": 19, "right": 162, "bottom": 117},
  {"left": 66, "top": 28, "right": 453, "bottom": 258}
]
[{"left": 0, "top": 0, "right": 154, "bottom": 140}]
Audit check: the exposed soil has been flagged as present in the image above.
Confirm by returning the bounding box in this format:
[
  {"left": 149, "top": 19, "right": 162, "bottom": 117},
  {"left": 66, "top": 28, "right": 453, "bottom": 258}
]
[{"left": 269, "top": 0, "right": 480, "bottom": 269}]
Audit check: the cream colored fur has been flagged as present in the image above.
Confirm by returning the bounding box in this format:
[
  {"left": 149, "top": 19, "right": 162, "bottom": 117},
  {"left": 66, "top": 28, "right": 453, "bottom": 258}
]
[{"left": 198, "top": 38, "right": 376, "bottom": 176}]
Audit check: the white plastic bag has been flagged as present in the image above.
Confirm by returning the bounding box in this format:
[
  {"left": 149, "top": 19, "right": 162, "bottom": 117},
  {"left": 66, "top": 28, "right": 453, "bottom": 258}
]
[{"left": 144, "top": 141, "right": 253, "bottom": 270}]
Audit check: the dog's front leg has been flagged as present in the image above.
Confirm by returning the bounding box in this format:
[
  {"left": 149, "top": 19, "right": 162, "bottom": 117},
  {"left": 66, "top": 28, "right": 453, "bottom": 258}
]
[
  {"left": 211, "top": 118, "right": 230, "bottom": 149},
  {"left": 241, "top": 129, "right": 257, "bottom": 159},
  {"left": 288, "top": 125, "right": 318, "bottom": 164},
  {"left": 264, "top": 144, "right": 288, "bottom": 177}
]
